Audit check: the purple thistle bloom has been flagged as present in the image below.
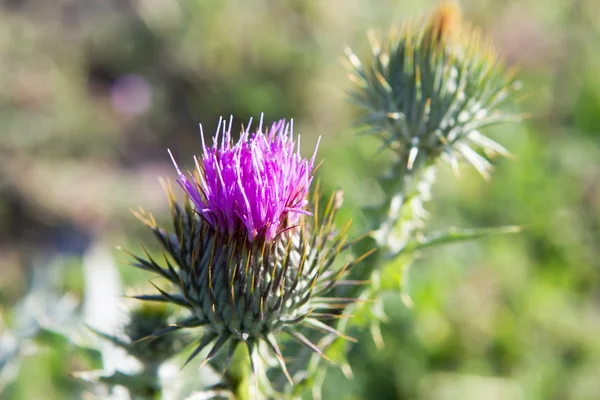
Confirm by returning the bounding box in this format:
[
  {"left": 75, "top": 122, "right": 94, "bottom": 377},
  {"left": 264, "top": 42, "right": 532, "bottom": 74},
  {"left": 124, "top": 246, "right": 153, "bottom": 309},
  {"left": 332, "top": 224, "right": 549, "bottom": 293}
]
[{"left": 169, "top": 116, "right": 320, "bottom": 243}]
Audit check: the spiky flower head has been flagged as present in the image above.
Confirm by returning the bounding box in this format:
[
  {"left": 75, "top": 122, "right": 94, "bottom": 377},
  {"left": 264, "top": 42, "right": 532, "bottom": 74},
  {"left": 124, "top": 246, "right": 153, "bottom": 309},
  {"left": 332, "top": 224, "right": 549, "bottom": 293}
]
[
  {"left": 129, "top": 117, "right": 364, "bottom": 383},
  {"left": 345, "top": 1, "right": 521, "bottom": 176}
]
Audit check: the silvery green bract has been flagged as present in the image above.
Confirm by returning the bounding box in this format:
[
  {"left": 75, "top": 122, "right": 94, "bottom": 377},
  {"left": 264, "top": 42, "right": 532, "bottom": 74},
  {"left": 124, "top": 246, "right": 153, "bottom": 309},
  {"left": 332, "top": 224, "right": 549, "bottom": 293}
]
[{"left": 344, "top": 2, "right": 521, "bottom": 176}]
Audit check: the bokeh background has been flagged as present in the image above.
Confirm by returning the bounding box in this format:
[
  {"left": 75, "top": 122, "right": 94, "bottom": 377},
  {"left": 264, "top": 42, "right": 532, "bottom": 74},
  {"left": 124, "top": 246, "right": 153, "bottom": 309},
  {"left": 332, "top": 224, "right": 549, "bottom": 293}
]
[{"left": 1, "top": 0, "right": 600, "bottom": 399}]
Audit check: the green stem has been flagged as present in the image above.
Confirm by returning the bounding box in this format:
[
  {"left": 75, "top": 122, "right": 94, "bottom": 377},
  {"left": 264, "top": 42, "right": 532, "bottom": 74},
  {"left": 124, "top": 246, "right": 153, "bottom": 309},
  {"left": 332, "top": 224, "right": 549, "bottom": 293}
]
[
  {"left": 345, "top": 157, "right": 415, "bottom": 295},
  {"left": 228, "top": 342, "right": 253, "bottom": 400},
  {"left": 337, "top": 159, "right": 435, "bottom": 334}
]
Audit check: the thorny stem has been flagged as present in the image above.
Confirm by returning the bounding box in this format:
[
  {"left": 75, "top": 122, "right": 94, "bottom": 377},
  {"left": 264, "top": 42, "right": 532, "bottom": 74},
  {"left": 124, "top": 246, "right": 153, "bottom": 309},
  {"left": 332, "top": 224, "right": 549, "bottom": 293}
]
[
  {"left": 338, "top": 157, "right": 418, "bottom": 329},
  {"left": 343, "top": 154, "right": 435, "bottom": 302}
]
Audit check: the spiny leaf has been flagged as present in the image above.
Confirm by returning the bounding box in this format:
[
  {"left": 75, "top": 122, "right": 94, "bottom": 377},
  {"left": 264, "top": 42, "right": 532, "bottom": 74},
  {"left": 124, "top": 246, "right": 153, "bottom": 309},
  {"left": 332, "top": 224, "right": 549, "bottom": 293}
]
[
  {"left": 405, "top": 225, "right": 523, "bottom": 253},
  {"left": 86, "top": 325, "right": 128, "bottom": 349}
]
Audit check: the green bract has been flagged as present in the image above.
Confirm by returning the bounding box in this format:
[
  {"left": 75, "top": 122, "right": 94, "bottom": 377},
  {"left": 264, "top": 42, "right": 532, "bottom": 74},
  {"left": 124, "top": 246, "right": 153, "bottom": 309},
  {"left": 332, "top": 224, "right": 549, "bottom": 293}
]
[{"left": 127, "top": 182, "right": 364, "bottom": 383}]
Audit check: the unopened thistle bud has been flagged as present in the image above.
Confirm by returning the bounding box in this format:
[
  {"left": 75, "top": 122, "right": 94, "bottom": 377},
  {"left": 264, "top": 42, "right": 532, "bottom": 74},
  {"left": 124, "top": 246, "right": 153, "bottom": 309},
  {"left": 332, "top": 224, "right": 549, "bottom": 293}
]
[
  {"left": 128, "top": 116, "right": 363, "bottom": 382},
  {"left": 345, "top": 1, "right": 521, "bottom": 176},
  {"left": 91, "top": 302, "right": 190, "bottom": 366}
]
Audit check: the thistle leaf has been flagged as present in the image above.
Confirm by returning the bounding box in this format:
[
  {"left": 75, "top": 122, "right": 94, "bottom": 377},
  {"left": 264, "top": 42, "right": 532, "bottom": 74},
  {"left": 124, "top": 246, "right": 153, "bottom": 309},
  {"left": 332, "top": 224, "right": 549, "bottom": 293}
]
[{"left": 405, "top": 225, "right": 523, "bottom": 253}]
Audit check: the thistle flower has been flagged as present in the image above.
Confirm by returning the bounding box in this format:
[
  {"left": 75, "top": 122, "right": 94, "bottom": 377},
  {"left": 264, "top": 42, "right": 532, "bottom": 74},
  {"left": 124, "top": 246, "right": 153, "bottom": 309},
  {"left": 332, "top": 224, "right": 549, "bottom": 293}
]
[
  {"left": 169, "top": 117, "right": 318, "bottom": 243},
  {"left": 128, "top": 117, "right": 365, "bottom": 384},
  {"left": 345, "top": 1, "right": 521, "bottom": 176}
]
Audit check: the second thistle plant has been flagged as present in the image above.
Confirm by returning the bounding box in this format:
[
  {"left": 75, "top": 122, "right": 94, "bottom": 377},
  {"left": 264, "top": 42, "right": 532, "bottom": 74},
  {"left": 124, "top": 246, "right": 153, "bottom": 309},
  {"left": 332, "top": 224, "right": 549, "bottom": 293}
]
[
  {"left": 305, "top": 4, "right": 523, "bottom": 391},
  {"left": 340, "top": 2, "right": 522, "bottom": 291}
]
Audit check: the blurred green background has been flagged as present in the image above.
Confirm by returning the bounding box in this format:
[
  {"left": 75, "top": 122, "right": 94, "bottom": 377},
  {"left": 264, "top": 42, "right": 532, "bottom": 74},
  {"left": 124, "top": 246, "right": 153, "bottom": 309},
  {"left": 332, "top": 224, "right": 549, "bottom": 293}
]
[{"left": 1, "top": 0, "right": 600, "bottom": 399}]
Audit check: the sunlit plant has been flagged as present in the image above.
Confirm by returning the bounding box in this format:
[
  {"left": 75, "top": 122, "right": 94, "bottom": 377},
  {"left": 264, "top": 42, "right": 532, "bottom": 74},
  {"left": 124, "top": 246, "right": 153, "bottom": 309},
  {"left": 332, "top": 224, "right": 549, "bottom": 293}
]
[{"left": 4, "top": 2, "right": 521, "bottom": 399}]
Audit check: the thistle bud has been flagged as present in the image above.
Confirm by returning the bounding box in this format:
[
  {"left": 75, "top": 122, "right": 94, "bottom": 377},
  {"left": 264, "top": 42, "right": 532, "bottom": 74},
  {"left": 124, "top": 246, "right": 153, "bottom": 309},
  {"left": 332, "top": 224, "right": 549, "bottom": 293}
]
[
  {"left": 128, "top": 117, "right": 359, "bottom": 382},
  {"left": 345, "top": 1, "right": 521, "bottom": 175},
  {"left": 91, "top": 302, "right": 190, "bottom": 366},
  {"left": 123, "top": 302, "right": 191, "bottom": 364}
]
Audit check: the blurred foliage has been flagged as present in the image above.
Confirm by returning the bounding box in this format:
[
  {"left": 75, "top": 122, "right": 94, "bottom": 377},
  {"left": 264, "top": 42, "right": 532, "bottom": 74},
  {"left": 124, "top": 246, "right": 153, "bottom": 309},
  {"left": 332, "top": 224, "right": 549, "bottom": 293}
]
[{"left": 2, "top": 0, "right": 600, "bottom": 399}]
